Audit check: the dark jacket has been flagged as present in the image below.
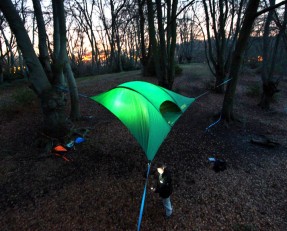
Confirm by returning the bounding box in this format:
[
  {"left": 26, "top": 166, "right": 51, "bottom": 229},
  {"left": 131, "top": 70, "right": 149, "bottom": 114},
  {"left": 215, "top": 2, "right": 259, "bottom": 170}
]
[{"left": 154, "top": 169, "right": 173, "bottom": 198}]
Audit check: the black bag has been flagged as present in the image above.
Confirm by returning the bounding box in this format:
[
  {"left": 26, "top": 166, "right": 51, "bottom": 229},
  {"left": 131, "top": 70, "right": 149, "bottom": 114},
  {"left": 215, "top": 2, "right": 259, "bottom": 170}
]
[{"left": 213, "top": 159, "right": 227, "bottom": 172}]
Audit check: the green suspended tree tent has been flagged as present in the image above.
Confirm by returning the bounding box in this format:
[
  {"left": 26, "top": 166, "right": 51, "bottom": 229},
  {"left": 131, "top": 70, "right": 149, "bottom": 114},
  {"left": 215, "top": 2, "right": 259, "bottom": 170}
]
[{"left": 90, "top": 81, "right": 195, "bottom": 161}]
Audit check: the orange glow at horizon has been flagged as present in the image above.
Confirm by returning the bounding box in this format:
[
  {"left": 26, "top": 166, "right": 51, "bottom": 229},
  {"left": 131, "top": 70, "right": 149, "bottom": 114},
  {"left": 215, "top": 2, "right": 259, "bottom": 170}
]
[
  {"left": 82, "top": 52, "right": 92, "bottom": 62},
  {"left": 81, "top": 51, "right": 107, "bottom": 62}
]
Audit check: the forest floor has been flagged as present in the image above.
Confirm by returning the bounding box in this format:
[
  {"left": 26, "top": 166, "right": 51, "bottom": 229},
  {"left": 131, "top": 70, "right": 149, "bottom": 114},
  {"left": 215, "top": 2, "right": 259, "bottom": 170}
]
[{"left": 0, "top": 63, "right": 287, "bottom": 231}]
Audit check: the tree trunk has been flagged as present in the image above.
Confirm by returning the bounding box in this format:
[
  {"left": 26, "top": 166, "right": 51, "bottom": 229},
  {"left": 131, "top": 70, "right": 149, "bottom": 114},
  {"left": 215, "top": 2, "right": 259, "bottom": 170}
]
[
  {"left": 153, "top": 0, "right": 178, "bottom": 89},
  {"left": 155, "top": 0, "right": 168, "bottom": 88},
  {"left": 259, "top": 0, "right": 274, "bottom": 109},
  {"left": 0, "top": 39, "right": 3, "bottom": 83},
  {"left": 17, "top": 47, "right": 26, "bottom": 78},
  {"left": 215, "top": 0, "right": 227, "bottom": 93},
  {"left": 167, "top": 0, "right": 178, "bottom": 90},
  {"left": 259, "top": 81, "right": 280, "bottom": 109},
  {"left": 56, "top": 0, "right": 81, "bottom": 120},
  {"left": 222, "top": 0, "right": 260, "bottom": 122},
  {"left": 109, "top": 0, "right": 118, "bottom": 72},
  {"left": 146, "top": 0, "right": 161, "bottom": 78},
  {"left": 52, "top": 0, "right": 65, "bottom": 85},
  {"left": 0, "top": 61, "right": 3, "bottom": 84},
  {"left": 116, "top": 32, "right": 123, "bottom": 72},
  {"left": 138, "top": 0, "right": 148, "bottom": 74},
  {"left": 259, "top": 0, "right": 285, "bottom": 109},
  {"left": 32, "top": 0, "right": 53, "bottom": 83},
  {"left": 215, "top": 63, "right": 226, "bottom": 93},
  {"left": 41, "top": 88, "right": 70, "bottom": 138},
  {"left": 143, "top": 44, "right": 157, "bottom": 77},
  {"left": 65, "top": 56, "right": 81, "bottom": 120},
  {"left": 1, "top": 26, "right": 15, "bottom": 78}
]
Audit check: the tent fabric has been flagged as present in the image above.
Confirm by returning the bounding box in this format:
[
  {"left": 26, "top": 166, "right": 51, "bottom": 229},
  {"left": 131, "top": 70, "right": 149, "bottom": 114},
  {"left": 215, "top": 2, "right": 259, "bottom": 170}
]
[{"left": 90, "top": 81, "right": 195, "bottom": 161}]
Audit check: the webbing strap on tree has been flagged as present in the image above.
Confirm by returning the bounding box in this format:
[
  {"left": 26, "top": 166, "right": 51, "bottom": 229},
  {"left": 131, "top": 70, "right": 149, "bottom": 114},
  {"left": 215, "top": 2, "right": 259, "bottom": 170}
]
[
  {"left": 205, "top": 114, "right": 222, "bottom": 131},
  {"left": 137, "top": 162, "right": 151, "bottom": 231},
  {"left": 195, "top": 78, "right": 232, "bottom": 131}
]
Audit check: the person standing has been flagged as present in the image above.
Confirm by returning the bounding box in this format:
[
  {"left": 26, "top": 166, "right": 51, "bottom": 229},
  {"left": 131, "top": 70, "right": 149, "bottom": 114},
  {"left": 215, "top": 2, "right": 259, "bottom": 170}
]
[{"left": 151, "top": 163, "right": 173, "bottom": 218}]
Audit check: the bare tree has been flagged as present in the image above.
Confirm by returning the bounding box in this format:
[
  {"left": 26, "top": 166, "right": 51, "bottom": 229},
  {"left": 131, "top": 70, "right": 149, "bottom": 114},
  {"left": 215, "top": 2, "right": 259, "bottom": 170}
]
[
  {"left": 0, "top": 23, "right": 15, "bottom": 74},
  {"left": 202, "top": 0, "right": 246, "bottom": 93},
  {"left": 0, "top": 0, "right": 80, "bottom": 137},
  {"left": 41, "top": 0, "right": 81, "bottom": 120},
  {"left": 222, "top": 0, "right": 287, "bottom": 122},
  {"left": 177, "top": 7, "right": 201, "bottom": 64},
  {"left": 259, "top": 0, "right": 287, "bottom": 109},
  {"left": 222, "top": 0, "right": 261, "bottom": 121},
  {"left": 72, "top": 0, "right": 100, "bottom": 74},
  {"left": 146, "top": 0, "right": 161, "bottom": 78},
  {"left": 137, "top": 0, "right": 149, "bottom": 74},
  {"left": 97, "top": 0, "right": 128, "bottom": 72},
  {"left": 146, "top": 0, "right": 179, "bottom": 89},
  {"left": 66, "top": 25, "right": 85, "bottom": 77}
]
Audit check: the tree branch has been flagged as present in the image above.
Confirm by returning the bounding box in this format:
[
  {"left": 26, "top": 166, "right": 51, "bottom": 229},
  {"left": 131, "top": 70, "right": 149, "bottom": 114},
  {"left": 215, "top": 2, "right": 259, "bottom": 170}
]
[
  {"left": 165, "top": 0, "right": 196, "bottom": 31},
  {"left": 255, "top": 0, "right": 286, "bottom": 17}
]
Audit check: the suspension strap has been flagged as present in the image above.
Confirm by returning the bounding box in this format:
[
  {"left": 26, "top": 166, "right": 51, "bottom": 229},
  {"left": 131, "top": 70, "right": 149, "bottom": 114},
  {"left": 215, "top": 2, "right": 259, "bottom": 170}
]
[
  {"left": 195, "top": 78, "right": 232, "bottom": 131},
  {"left": 195, "top": 78, "right": 232, "bottom": 100},
  {"left": 205, "top": 114, "right": 222, "bottom": 131},
  {"left": 137, "top": 162, "right": 151, "bottom": 231}
]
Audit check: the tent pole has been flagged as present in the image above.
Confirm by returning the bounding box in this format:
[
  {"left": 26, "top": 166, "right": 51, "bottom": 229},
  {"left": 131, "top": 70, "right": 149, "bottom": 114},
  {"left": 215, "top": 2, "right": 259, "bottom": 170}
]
[{"left": 137, "top": 161, "right": 151, "bottom": 231}]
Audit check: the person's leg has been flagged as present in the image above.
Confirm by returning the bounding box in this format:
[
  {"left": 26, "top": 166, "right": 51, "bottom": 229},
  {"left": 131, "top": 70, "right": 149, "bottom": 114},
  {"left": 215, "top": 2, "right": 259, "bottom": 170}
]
[{"left": 162, "top": 197, "right": 173, "bottom": 217}]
